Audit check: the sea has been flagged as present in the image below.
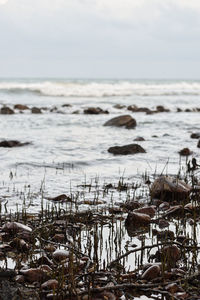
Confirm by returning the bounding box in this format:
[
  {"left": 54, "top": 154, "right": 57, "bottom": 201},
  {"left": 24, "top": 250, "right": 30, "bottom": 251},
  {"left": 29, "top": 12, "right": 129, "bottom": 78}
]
[{"left": 0, "top": 78, "right": 199, "bottom": 212}]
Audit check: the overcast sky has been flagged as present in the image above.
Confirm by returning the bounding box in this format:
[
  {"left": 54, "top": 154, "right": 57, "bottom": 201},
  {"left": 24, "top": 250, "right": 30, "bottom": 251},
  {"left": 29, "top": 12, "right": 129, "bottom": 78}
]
[{"left": 0, "top": 0, "right": 200, "bottom": 78}]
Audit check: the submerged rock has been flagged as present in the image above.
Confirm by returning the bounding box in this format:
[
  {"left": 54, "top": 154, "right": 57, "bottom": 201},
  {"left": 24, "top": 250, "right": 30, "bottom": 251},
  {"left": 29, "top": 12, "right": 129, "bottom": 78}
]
[
  {"left": 108, "top": 144, "right": 146, "bottom": 155},
  {"left": 84, "top": 107, "right": 109, "bottom": 114},
  {"left": 150, "top": 176, "right": 191, "bottom": 202},
  {"left": 0, "top": 140, "right": 30, "bottom": 147},
  {"left": 0, "top": 106, "right": 14, "bottom": 114},
  {"left": 104, "top": 115, "right": 137, "bottom": 129}
]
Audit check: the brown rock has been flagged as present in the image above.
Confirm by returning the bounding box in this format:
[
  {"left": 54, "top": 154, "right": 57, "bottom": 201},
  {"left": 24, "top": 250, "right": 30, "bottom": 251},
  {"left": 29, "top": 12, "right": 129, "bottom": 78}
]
[
  {"left": 133, "top": 206, "right": 156, "bottom": 217},
  {"left": 104, "top": 115, "right": 137, "bottom": 129},
  {"left": 46, "top": 194, "right": 72, "bottom": 202},
  {"left": 52, "top": 249, "right": 69, "bottom": 261},
  {"left": 191, "top": 132, "right": 200, "bottom": 139},
  {"left": 162, "top": 245, "right": 181, "bottom": 268},
  {"left": 165, "top": 283, "right": 179, "bottom": 294},
  {"left": 125, "top": 212, "right": 151, "bottom": 228},
  {"left": 141, "top": 265, "right": 160, "bottom": 280},
  {"left": 41, "top": 279, "right": 58, "bottom": 290},
  {"left": 20, "top": 268, "right": 49, "bottom": 283},
  {"left": 108, "top": 144, "right": 146, "bottom": 155},
  {"left": 134, "top": 137, "right": 145, "bottom": 141},
  {"left": 84, "top": 107, "right": 108, "bottom": 114},
  {"left": 179, "top": 148, "right": 192, "bottom": 156},
  {"left": 150, "top": 176, "right": 191, "bottom": 202},
  {"left": 0, "top": 140, "right": 30, "bottom": 147},
  {"left": 52, "top": 234, "right": 65, "bottom": 242},
  {"left": 31, "top": 107, "right": 42, "bottom": 114},
  {"left": 2, "top": 222, "right": 32, "bottom": 234},
  {"left": 113, "top": 104, "right": 126, "bottom": 109},
  {"left": 0, "top": 106, "right": 14, "bottom": 114},
  {"left": 156, "top": 105, "right": 170, "bottom": 112},
  {"left": 14, "top": 104, "right": 29, "bottom": 110},
  {"left": 120, "top": 200, "right": 141, "bottom": 211}
]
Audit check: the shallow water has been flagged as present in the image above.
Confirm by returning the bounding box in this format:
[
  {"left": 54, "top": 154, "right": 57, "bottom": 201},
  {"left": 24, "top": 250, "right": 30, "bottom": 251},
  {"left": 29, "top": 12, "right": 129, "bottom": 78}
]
[{"left": 0, "top": 78, "right": 199, "bottom": 212}]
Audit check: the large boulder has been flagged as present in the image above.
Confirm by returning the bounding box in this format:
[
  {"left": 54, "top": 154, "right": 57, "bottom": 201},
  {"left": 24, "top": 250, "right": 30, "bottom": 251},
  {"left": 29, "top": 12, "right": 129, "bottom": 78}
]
[
  {"left": 108, "top": 144, "right": 146, "bottom": 155},
  {"left": 150, "top": 176, "right": 191, "bottom": 202},
  {"left": 104, "top": 115, "right": 136, "bottom": 129}
]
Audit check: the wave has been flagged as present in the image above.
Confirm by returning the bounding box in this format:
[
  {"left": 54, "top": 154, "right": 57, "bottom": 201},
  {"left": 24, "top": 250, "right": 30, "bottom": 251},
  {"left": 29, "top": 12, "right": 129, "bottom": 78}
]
[{"left": 0, "top": 80, "right": 200, "bottom": 97}]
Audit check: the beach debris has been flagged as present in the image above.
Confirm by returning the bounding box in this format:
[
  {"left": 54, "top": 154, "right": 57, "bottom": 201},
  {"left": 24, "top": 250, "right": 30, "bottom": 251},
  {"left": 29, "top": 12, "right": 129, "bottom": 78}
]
[
  {"left": 0, "top": 140, "right": 30, "bottom": 147},
  {"left": 108, "top": 143, "right": 146, "bottom": 155},
  {"left": 150, "top": 176, "right": 191, "bottom": 201},
  {"left": 84, "top": 107, "right": 109, "bottom": 114},
  {"left": 0, "top": 106, "right": 14, "bottom": 114},
  {"left": 104, "top": 114, "right": 137, "bottom": 129}
]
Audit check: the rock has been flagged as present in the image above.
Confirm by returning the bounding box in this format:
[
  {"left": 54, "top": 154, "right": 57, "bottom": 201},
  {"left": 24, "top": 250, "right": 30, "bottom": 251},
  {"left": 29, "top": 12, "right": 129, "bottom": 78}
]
[
  {"left": 165, "top": 283, "right": 179, "bottom": 294},
  {"left": 41, "top": 279, "right": 58, "bottom": 290},
  {"left": 134, "top": 137, "right": 145, "bottom": 141},
  {"left": 52, "top": 249, "right": 69, "bottom": 262},
  {"left": 162, "top": 245, "right": 181, "bottom": 268},
  {"left": 108, "top": 144, "right": 146, "bottom": 155},
  {"left": 127, "top": 105, "right": 151, "bottom": 113},
  {"left": 2, "top": 222, "right": 32, "bottom": 234},
  {"left": 156, "top": 105, "right": 170, "bottom": 112},
  {"left": 133, "top": 206, "right": 156, "bottom": 217},
  {"left": 197, "top": 140, "right": 200, "bottom": 148},
  {"left": 14, "top": 104, "right": 29, "bottom": 110},
  {"left": 113, "top": 104, "right": 126, "bottom": 109},
  {"left": 52, "top": 234, "right": 65, "bottom": 242},
  {"left": 84, "top": 107, "right": 108, "bottom": 114},
  {"left": 191, "top": 133, "right": 200, "bottom": 139},
  {"left": 179, "top": 148, "right": 192, "bottom": 156},
  {"left": 104, "top": 115, "right": 136, "bottom": 129},
  {"left": 164, "top": 205, "right": 183, "bottom": 217},
  {"left": 158, "top": 219, "right": 169, "bottom": 228},
  {"left": 0, "top": 140, "right": 30, "bottom": 147},
  {"left": 177, "top": 108, "right": 182, "bottom": 112},
  {"left": 0, "top": 106, "right": 14, "bottom": 114},
  {"left": 141, "top": 265, "right": 160, "bottom": 280},
  {"left": 10, "top": 238, "right": 29, "bottom": 252},
  {"left": 125, "top": 212, "right": 151, "bottom": 228},
  {"left": 15, "top": 275, "right": 25, "bottom": 283},
  {"left": 31, "top": 107, "right": 42, "bottom": 114},
  {"left": 62, "top": 104, "right": 72, "bottom": 107},
  {"left": 150, "top": 176, "right": 191, "bottom": 202},
  {"left": 20, "top": 268, "right": 49, "bottom": 283},
  {"left": 46, "top": 194, "right": 72, "bottom": 202},
  {"left": 120, "top": 200, "right": 141, "bottom": 211}
]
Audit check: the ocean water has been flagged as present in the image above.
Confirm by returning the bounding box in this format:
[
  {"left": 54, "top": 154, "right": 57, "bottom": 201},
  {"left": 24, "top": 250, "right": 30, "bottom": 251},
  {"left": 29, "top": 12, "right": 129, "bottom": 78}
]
[{"left": 0, "top": 78, "right": 199, "bottom": 212}]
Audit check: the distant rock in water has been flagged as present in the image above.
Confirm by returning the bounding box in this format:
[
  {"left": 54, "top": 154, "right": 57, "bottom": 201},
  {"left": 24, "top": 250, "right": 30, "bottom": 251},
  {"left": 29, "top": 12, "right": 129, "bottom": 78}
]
[
  {"left": 0, "top": 106, "right": 14, "bottom": 115},
  {"left": 0, "top": 140, "right": 30, "bottom": 148},
  {"left": 84, "top": 107, "right": 109, "bottom": 114},
  {"left": 179, "top": 147, "right": 192, "bottom": 156},
  {"left": 104, "top": 115, "right": 136, "bottom": 129},
  {"left": 150, "top": 176, "right": 191, "bottom": 202},
  {"left": 191, "top": 132, "right": 200, "bottom": 139},
  {"left": 197, "top": 140, "right": 200, "bottom": 148},
  {"left": 134, "top": 137, "right": 145, "bottom": 141},
  {"left": 14, "top": 104, "right": 29, "bottom": 110},
  {"left": 108, "top": 144, "right": 146, "bottom": 155},
  {"left": 31, "top": 107, "right": 42, "bottom": 114}
]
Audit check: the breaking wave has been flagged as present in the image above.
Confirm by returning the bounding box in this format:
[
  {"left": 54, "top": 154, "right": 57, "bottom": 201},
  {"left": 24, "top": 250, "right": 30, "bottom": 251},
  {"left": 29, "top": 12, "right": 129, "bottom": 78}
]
[{"left": 0, "top": 80, "right": 200, "bottom": 97}]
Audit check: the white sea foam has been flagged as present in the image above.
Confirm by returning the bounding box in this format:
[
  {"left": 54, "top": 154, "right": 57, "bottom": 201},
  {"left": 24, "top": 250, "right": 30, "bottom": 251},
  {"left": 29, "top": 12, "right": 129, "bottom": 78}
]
[{"left": 0, "top": 80, "right": 200, "bottom": 97}]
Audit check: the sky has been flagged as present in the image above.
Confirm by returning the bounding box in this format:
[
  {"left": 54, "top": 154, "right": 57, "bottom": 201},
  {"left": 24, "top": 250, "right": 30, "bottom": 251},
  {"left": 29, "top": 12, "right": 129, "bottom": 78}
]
[{"left": 0, "top": 0, "right": 200, "bottom": 78}]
